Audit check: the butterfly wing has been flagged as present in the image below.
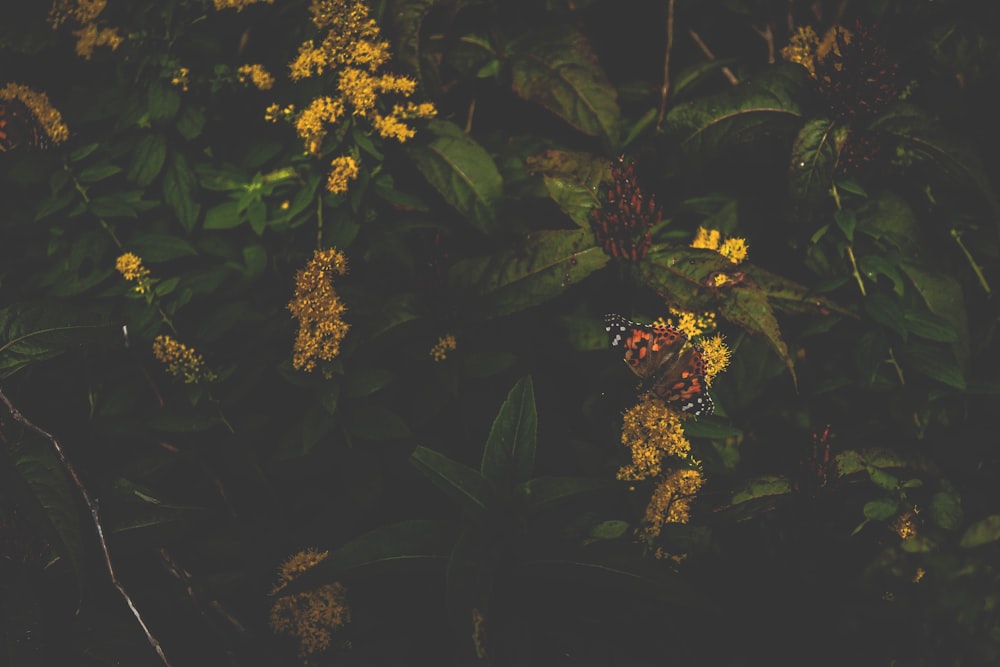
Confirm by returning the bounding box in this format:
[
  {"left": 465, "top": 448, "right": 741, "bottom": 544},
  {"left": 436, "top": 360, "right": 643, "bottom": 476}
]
[
  {"left": 651, "top": 345, "right": 714, "bottom": 416},
  {"left": 604, "top": 313, "right": 686, "bottom": 381}
]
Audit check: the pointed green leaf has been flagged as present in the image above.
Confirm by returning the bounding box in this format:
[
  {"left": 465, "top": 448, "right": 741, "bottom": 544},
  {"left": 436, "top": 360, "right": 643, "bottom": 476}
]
[
  {"left": 898, "top": 342, "right": 966, "bottom": 390},
  {"left": 511, "top": 26, "right": 621, "bottom": 145},
  {"left": 900, "top": 260, "right": 970, "bottom": 369},
  {"left": 863, "top": 498, "right": 899, "bottom": 520},
  {"left": 732, "top": 475, "right": 792, "bottom": 504},
  {"left": 127, "top": 233, "right": 198, "bottom": 262},
  {"left": 406, "top": 119, "right": 502, "bottom": 234},
  {"left": 789, "top": 118, "right": 837, "bottom": 204},
  {"left": 411, "top": 445, "right": 493, "bottom": 517},
  {"left": 202, "top": 200, "right": 243, "bottom": 230},
  {"left": 516, "top": 476, "right": 615, "bottom": 513},
  {"left": 929, "top": 487, "right": 963, "bottom": 530},
  {"left": 343, "top": 368, "right": 396, "bottom": 398},
  {"left": 163, "top": 153, "right": 200, "bottom": 232},
  {"left": 127, "top": 134, "right": 167, "bottom": 186},
  {"left": 0, "top": 306, "right": 107, "bottom": 379},
  {"left": 960, "top": 515, "right": 1000, "bottom": 548},
  {"left": 449, "top": 228, "right": 607, "bottom": 319},
  {"left": 147, "top": 82, "right": 180, "bottom": 122},
  {"left": 481, "top": 376, "right": 537, "bottom": 487},
  {"left": 280, "top": 519, "right": 461, "bottom": 595},
  {"left": 664, "top": 63, "right": 805, "bottom": 162}
]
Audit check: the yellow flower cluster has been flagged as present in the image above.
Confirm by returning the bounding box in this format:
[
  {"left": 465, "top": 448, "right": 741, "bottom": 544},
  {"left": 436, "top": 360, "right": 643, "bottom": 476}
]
[
  {"left": 698, "top": 334, "right": 731, "bottom": 386},
  {"left": 430, "top": 334, "right": 457, "bottom": 362},
  {"left": 288, "top": 248, "right": 350, "bottom": 371},
  {"left": 48, "top": 0, "right": 123, "bottom": 60},
  {"left": 691, "top": 226, "right": 749, "bottom": 265},
  {"left": 891, "top": 509, "right": 918, "bottom": 540},
  {"left": 327, "top": 155, "right": 360, "bottom": 194},
  {"left": 214, "top": 0, "right": 274, "bottom": 10},
  {"left": 284, "top": 0, "right": 437, "bottom": 176},
  {"left": 269, "top": 549, "right": 351, "bottom": 658},
  {"left": 237, "top": 64, "right": 275, "bottom": 91},
  {"left": 654, "top": 307, "right": 716, "bottom": 341},
  {"left": 0, "top": 83, "right": 70, "bottom": 145},
  {"left": 781, "top": 26, "right": 849, "bottom": 79},
  {"left": 618, "top": 395, "right": 692, "bottom": 482},
  {"left": 171, "top": 67, "right": 190, "bottom": 92},
  {"left": 115, "top": 252, "right": 152, "bottom": 294},
  {"left": 152, "top": 335, "right": 217, "bottom": 384},
  {"left": 642, "top": 468, "right": 705, "bottom": 539}
]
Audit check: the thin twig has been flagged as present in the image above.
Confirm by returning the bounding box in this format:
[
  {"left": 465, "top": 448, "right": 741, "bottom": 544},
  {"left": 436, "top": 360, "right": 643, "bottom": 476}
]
[
  {"left": 0, "top": 388, "right": 175, "bottom": 667},
  {"left": 465, "top": 97, "right": 476, "bottom": 134},
  {"left": 688, "top": 28, "right": 739, "bottom": 85},
  {"left": 656, "top": 0, "right": 677, "bottom": 130},
  {"left": 753, "top": 23, "right": 775, "bottom": 64}
]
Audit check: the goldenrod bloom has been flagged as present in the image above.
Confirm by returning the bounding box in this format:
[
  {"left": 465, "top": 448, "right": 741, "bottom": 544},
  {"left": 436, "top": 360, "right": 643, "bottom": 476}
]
[
  {"left": 115, "top": 252, "right": 152, "bottom": 294},
  {"left": 891, "top": 509, "right": 918, "bottom": 540},
  {"left": 326, "top": 156, "right": 359, "bottom": 194},
  {"left": 698, "top": 334, "right": 731, "bottom": 386},
  {"left": 237, "top": 63, "right": 275, "bottom": 90},
  {"left": 0, "top": 83, "right": 70, "bottom": 145},
  {"left": 171, "top": 67, "right": 190, "bottom": 92},
  {"left": 48, "top": 0, "right": 122, "bottom": 60},
  {"left": 642, "top": 468, "right": 705, "bottom": 539},
  {"left": 269, "top": 548, "right": 351, "bottom": 658},
  {"left": 288, "top": 248, "right": 350, "bottom": 371},
  {"left": 152, "top": 335, "right": 216, "bottom": 384},
  {"left": 653, "top": 308, "right": 716, "bottom": 341},
  {"left": 430, "top": 335, "right": 457, "bottom": 362},
  {"left": 690, "top": 226, "right": 749, "bottom": 265},
  {"left": 618, "top": 395, "right": 692, "bottom": 482}
]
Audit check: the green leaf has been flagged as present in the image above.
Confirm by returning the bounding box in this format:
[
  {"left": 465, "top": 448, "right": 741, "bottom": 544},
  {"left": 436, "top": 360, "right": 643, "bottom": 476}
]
[
  {"left": 864, "top": 292, "right": 906, "bottom": 338},
  {"left": 872, "top": 103, "right": 1000, "bottom": 222},
  {"left": 510, "top": 26, "right": 621, "bottom": 146},
  {"left": 406, "top": 119, "right": 502, "bottom": 234},
  {"left": 834, "top": 208, "right": 857, "bottom": 243},
  {"left": 89, "top": 194, "right": 138, "bottom": 219},
  {"left": 898, "top": 342, "right": 966, "bottom": 390},
  {"left": 449, "top": 228, "right": 608, "bottom": 319},
  {"left": 411, "top": 445, "right": 493, "bottom": 518},
  {"left": 127, "top": 134, "right": 167, "bottom": 186},
  {"left": 163, "top": 153, "right": 200, "bottom": 232},
  {"left": 732, "top": 475, "right": 792, "bottom": 504},
  {"left": 866, "top": 465, "right": 900, "bottom": 491},
  {"left": 127, "top": 233, "right": 198, "bottom": 262},
  {"left": 863, "top": 498, "right": 899, "bottom": 520},
  {"left": 343, "top": 368, "right": 395, "bottom": 398},
  {"left": 664, "top": 63, "right": 805, "bottom": 162},
  {"left": 78, "top": 163, "right": 122, "bottom": 184},
  {"left": 370, "top": 293, "right": 424, "bottom": 337},
  {"left": 147, "top": 82, "right": 181, "bottom": 122},
  {"left": 857, "top": 255, "right": 904, "bottom": 296},
  {"left": 176, "top": 104, "right": 206, "bottom": 140},
  {"left": 516, "top": 476, "right": 615, "bottom": 513},
  {"left": 280, "top": 519, "right": 461, "bottom": 596},
  {"left": 586, "top": 519, "right": 631, "bottom": 540},
  {"left": 348, "top": 406, "right": 411, "bottom": 440},
  {"left": 929, "top": 488, "right": 963, "bottom": 530},
  {"left": 902, "top": 307, "right": 960, "bottom": 343},
  {"left": 960, "top": 515, "right": 1000, "bottom": 548},
  {"left": 856, "top": 190, "right": 920, "bottom": 255},
  {"left": 789, "top": 118, "right": 837, "bottom": 204},
  {"left": 900, "top": 260, "right": 970, "bottom": 370},
  {"left": 0, "top": 305, "right": 106, "bottom": 379},
  {"left": 202, "top": 201, "right": 244, "bottom": 230},
  {"left": 481, "top": 376, "right": 537, "bottom": 487},
  {"left": 543, "top": 175, "right": 601, "bottom": 228}
]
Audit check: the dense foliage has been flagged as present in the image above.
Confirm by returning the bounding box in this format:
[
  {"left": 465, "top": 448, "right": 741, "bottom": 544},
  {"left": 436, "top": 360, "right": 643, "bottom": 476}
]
[{"left": 2, "top": 1, "right": 999, "bottom": 665}]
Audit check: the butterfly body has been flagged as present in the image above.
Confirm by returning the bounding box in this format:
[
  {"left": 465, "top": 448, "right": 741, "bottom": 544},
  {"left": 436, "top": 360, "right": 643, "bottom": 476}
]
[
  {"left": 604, "top": 313, "right": 714, "bottom": 416},
  {"left": 0, "top": 99, "right": 48, "bottom": 152}
]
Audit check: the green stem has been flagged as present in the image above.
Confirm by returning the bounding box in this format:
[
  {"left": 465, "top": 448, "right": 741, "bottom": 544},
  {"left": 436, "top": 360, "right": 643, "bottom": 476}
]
[{"left": 951, "top": 228, "right": 991, "bottom": 295}]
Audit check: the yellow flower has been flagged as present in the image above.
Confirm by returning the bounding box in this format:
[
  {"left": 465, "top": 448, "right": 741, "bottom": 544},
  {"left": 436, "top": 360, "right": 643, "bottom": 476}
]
[
  {"left": 690, "top": 226, "right": 749, "bottom": 264},
  {"left": 269, "top": 549, "right": 351, "bottom": 658},
  {"left": 72, "top": 23, "right": 123, "bottom": 59},
  {"left": 698, "top": 334, "right": 731, "bottom": 386},
  {"left": 654, "top": 308, "right": 716, "bottom": 341},
  {"left": 718, "top": 237, "right": 749, "bottom": 264},
  {"left": 430, "top": 335, "right": 457, "bottom": 362},
  {"left": 237, "top": 63, "right": 275, "bottom": 90},
  {"left": 780, "top": 26, "right": 819, "bottom": 76},
  {"left": 171, "top": 67, "right": 190, "bottom": 92},
  {"left": 213, "top": 0, "right": 274, "bottom": 10},
  {"left": 152, "top": 335, "right": 216, "bottom": 384},
  {"left": 690, "top": 226, "right": 721, "bottom": 251},
  {"left": 294, "top": 96, "right": 345, "bottom": 154},
  {"left": 115, "top": 252, "right": 152, "bottom": 294},
  {"left": 618, "top": 395, "right": 692, "bottom": 482},
  {"left": 0, "top": 83, "right": 70, "bottom": 145},
  {"left": 326, "top": 155, "right": 360, "bottom": 194},
  {"left": 641, "top": 468, "right": 705, "bottom": 539},
  {"left": 371, "top": 111, "right": 416, "bottom": 142},
  {"left": 891, "top": 510, "right": 918, "bottom": 540},
  {"left": 912, "top": 567, "right": 926, "bottom": 584},
  {"left": 288, "top": 248, "right": 350, "bottom": 371},
  {"left": 48, "top": 0, "right": 106, "bottom": 28}
]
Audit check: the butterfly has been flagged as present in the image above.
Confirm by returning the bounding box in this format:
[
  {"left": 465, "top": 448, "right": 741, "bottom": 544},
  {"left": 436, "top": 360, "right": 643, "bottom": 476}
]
[
  {"left": 0, "top": 99, "right": 48, "bottom": 152},
  {"left": 604, "top": 313, "right": 714, "bottom": 416}
]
